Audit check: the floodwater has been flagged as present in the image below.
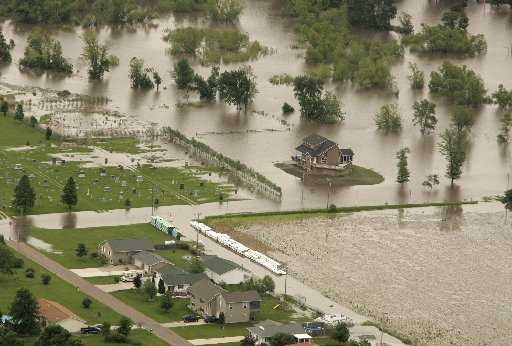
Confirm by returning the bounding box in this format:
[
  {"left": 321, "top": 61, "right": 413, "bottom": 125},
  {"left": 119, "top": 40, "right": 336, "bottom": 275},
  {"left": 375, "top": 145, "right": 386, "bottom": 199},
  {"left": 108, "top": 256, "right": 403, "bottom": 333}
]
[{"left": 0, "top": 1, "right": 511, "bottom": 210}]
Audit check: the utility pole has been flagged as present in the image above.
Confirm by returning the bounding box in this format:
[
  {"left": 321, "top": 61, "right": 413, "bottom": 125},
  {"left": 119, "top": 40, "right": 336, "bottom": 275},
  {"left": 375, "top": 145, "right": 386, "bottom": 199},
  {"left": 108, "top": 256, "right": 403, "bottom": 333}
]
[{"left": 195, "top": 212, "right": 202, "bottom": 251}]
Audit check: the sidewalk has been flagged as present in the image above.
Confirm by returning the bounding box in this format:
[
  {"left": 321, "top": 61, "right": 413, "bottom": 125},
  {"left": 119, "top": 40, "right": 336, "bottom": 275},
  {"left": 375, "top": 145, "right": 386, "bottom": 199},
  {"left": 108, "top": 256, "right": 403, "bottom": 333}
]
[{"left": 189, "top": 336, "right": 245, "bottom": 345}]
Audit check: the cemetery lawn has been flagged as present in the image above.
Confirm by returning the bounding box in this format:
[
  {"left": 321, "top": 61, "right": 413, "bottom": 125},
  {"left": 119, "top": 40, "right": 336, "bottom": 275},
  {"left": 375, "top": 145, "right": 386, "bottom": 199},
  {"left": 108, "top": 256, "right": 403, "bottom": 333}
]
[
  {"left": 112, "top": 290, "right": 192, "bottom": 323},
  {"left": 0, "top": 248, "right": 122, "bottom": 324},
  {"left": 29, "top": 223, "right": 179, "bottom": 269}
]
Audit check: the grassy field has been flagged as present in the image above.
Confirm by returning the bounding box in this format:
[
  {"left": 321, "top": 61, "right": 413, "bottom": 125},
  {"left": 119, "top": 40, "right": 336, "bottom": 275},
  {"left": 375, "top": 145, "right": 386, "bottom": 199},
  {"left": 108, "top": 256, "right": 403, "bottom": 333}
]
[
  {"left": 0, "top": 246, "right": 122, "bottom": 325},
  {"left": 171, "top": 323, "right": 250, "bottom": 339},
  {"left": 112, "top": 290, "right": 192, "bottom": 323},
  {"left": 156, "top": 248, "right": 194, "bottom": 272},
  {"left": 78, "top": 329, "right": 168, "bottom": 346},
  {"left": 85, "top": 276, "right": 121, "bottom": 285},
  {"left": 0, "top": 114, "right": 233, "bottom": 216},
  {"left": 29, "top": 223, "right": 177, "bottom": 269}
]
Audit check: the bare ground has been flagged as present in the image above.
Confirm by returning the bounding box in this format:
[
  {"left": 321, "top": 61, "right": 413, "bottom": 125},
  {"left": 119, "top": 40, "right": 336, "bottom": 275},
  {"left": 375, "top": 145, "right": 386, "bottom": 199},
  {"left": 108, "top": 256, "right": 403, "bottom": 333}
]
[{"left": 238, "top": 206, "right": 512, "bottom": 346}]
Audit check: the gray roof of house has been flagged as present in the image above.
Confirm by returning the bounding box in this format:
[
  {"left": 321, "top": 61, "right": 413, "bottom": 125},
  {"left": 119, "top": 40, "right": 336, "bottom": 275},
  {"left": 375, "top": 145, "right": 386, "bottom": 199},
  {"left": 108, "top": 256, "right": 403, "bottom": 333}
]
[
  {"left": 222, "top": 290, "right": 261, "bottom": 303},
  {"left": 340, "top": 148, "right": 354, "bottom": 156},
  {"left": 190, "top": 279, "right": 224, "bottom": 302},
  {"left": 156, "top": 263, "right": 207, "bottom": 286},
  {"left": 201, "top": 255, "right": 241, "bottom": 275},
  {"left": 296, "top": 135, "right": 338, "bottom": 158},
  {"left": 247, "top": 321, "right": 306, "bottom": 338},
  {"left": 132, "top": 251, "right": 166, "bottom": 266},
  {"left": 105, "top": 239, "right": 154, "bottom": 253}
]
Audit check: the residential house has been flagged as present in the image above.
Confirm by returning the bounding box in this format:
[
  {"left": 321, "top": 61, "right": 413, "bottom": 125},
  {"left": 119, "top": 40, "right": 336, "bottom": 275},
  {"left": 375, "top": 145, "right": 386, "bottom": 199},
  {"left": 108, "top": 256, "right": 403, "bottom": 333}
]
[
  {"left": 98, "top": 239, "right": 154, "bottom": 265},
  {"left": 293, "top": 134, "right": 354, "bottom": 169},
  {"left": 153, "top": 263, "right": 207, "bottom": 295},
  {"left": 133, "top": 251, "right": 167, "bottom": 273},
  {"left": 247, "top": 320, "right": 312, "bottom": 346},
  {"left": 190, "top": 279, "right": 261, "bottom": 324},
  {"left": 38, "top": 299, "right": 87, "bottom": 333},
  {"left": 201, "top": 255, "right": 248, "bottom": 284}
]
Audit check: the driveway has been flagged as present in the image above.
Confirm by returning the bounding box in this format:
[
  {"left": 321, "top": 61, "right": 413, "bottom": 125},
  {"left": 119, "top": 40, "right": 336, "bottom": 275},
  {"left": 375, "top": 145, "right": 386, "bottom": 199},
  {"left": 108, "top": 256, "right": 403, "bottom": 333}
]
[
  {"left": 71, "top": 266, "right": 140, "bottom": 278},
  {"left": 96, "top": 282, "right": 134, "bottom": 292},
  {"left": 161, "top": 321, "right": 206, "bottom": 328},
  {"left": 7, "top": 241, "right": 192, "bottom": 346},
  {"left": 189, "top": 336, "right": 245, "bottom": 345}
]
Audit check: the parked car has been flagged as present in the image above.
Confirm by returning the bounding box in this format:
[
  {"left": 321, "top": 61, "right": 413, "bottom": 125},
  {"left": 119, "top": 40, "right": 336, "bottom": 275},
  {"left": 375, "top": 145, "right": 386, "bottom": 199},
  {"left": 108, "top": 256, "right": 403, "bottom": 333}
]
[
  {"left": 80, "top": 325, "right": 102, "bottom": 334},
  {"left": 203, "top": 315, "right": 218, "bottom": 323},
  {"left": 183, "top": 314, "right": 200, "bottom": 323},
  {"left": 120, "top": 272, "right": 140, "bottom": 283}
]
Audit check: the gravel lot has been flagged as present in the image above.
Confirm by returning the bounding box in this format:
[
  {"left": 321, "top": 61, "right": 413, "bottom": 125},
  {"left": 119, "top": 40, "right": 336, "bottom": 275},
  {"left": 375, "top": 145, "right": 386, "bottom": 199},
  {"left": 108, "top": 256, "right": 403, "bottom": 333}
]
[{"left": 239, "top": 205, "right": 512, "bottom": 346}]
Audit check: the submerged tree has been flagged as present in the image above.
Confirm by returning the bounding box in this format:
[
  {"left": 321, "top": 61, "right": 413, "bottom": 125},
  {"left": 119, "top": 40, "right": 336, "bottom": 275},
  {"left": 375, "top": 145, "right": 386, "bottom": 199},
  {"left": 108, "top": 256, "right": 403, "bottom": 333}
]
[
  {"left": 173, "top": 58, "right": 195, "bottom": 98},
  {"left": 81, "top": 31, "right": 117, "bottom": 80},
  {"left": 129, "top": 57, "right": 154, "bottom": 89},
  {"left": 347, "top": 0, "right": 397, "bottom": 31},
  {"left": 408, "top": 62, "right": 424, "bottom": 89},
  {"left": 20, "top": 30, "right": 72, "bottom": 74},
  {"left": 497, "top": 112, "right": 512, "bottom": 144},
  {"left": 439, "top": 128, "right": 467, "bottom": 186},
  {"left": 0, "top": 31, "right": 13, "bottom": 63},
  {"left": 218, "top": 67, "right": 257, "bottom": 112},
  {"left": 396, "top": 147, "right": 411, "bottom": 184},
  {"left": 207, "top": 0, "right": 243, "bottom": 24},
  {"left": 375, "top": 103, "right": 401, "bottom": 133},
  {"left": 412, "top": 99, "right": 437, "bottom": 135},
  {"left": 451, "top": 106, "right": 475, "bottom": 134}
]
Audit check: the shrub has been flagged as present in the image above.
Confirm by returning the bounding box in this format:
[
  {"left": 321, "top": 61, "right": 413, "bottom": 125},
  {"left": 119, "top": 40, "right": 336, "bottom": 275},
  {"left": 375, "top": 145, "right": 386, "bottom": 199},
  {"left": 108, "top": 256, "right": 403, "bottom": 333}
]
[
  {"left": 25, "top": 268, "right": 35, "bottom": 278},
  {"left": 282, "top": 102, "right": 294, "bottom": 114},
  {"left": 82, "top": 297, "right": 92, "bottom": 309},
  {"left": 41, "top": 274, "right": 51, "bottom": 285},
  {"left": 374, "top": 104, "right": 401, "bottom": 133}
]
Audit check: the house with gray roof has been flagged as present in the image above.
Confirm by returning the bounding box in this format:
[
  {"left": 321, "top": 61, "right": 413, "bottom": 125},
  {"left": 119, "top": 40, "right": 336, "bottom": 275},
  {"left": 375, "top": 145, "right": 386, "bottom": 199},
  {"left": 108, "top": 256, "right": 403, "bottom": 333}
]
[
  {"left": 247, "top": 320, "right": 311, "bottom": 345},
  {"left": 98, "top": 239, "right": 154, "bottom": 265},
  {"left": 201, "top": 255, "right": 249, "bottom": 284},
  {"left": 293, "top": 134, "right": 353, "bottom": 169},
  {"left": 153, "top": 263, "right": 207, "bottom": 296},
  {"left": 190, "top": 279, "right": 261, "bottom": 324},
  {"left": 133, "top": 251, "right": 167, "bottom": 272}
]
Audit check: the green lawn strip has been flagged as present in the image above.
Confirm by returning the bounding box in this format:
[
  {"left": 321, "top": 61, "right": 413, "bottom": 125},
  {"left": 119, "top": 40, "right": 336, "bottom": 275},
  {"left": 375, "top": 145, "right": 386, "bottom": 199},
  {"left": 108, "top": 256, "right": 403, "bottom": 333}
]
[
  {"left": 77, "top": 329, "right": 168, "bottom": 346},
  {"left": 0, "top": 114, "right": 51, "bottom": 147},
  {"left": 0, "top": 250, "right": 122, "bottom": 324},
  {"left": 257, "top": 295, "right": 296, "bottom": 322},
  {"left": 156, "top": 248, "right": 194, "bottom": 271},
  {"left": 92, "top": 138, "right": 151, "bottom": 154},
  {"left": 313, "top": 336, "right": 343, "bottom": 345},
  {"left": 85, "top": 276, "right": 120, "bottom": 285},
  {"left": 171, "top": 323, "right": 250, "bottom": 339},
  {"left": 112, "top": 290, "right": 192, "bottom": 323},
  {"left": 29, "top": 223, "right": 173, "bottom": 269}
]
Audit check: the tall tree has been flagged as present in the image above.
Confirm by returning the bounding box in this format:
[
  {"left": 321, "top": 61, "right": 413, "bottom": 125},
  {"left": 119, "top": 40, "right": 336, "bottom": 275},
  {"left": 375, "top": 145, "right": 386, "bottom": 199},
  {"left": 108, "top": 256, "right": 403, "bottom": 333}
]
[
  {"left": 133, "top": 274, "right": 142, "bottom": 289},
  {"left": 412, "top": 99, "right": 437, "bottom": 135},
  {"left": 157, "top": 278, "right": 166, "bottom": 295},
  {"left": 118, "top": 318, "right": 133, "bottom": 337},
  {"left": 439, "top": 128, "right": 467, "bottom": 186},
  {"left": 218, "top": 68, "right": 257, "bottom": 112},
  {"left": 61, "top": 177, "right": 78, "bottom": 210},
  {"left": 14, "top": 103, "right": 24, "bottom": 121},
  {"left": 0, "top": 244, "right": 18, "bottom": 274},
  {"left": 173, "top": 59, "right": 195, "bottom": 97},
  {"left": 0, "top": 328, "right": 23, "bottom": 346},
  {"left": 396, "top": 147, "right": 410, "bottom": 184},
  {"left": 143, "top": 280, "right": 157, "bottom": 301},
  {"left": 0, "top": 31, "right": 12, "bottom": 63},
  {"left": 1, "top": 100, "right": 8, "bottom": 116},
  {"left": 332, "top": 322, "right": 350, "bottom": 343},
  {"left": 9, "top": 288, "right": 40, "bottom": 336},
  {"left": 81, "top": 31, "right": 116, "bottom": 80},
  {"left": 13, "top": 175, "right": 36, "bottom": 214}
]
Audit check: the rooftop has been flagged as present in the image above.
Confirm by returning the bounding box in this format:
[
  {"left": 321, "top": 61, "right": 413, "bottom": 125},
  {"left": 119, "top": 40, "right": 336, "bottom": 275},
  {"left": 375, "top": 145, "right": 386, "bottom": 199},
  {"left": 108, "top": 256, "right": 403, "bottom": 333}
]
[
  {"left": 133, "top": 251, "right": 166, "bottom": 266},
  {"left": 296, "top": 135, "right": 338, "bottom": 157},
  {"left": 248, "top": 321, "right": 306, "bottom": 338},
  {"left": 103, "top": 239, "right": 154, "bottom": 253},
  {"left": 190, "top": 278, "right": 224, "bottom": 302},
  {"left": 155, "top": 263, "right": 207, "bottom": 286},
  {"left": 222, "top": 290, "right": 261, "bottom": 303},
  {"left": 201, "top": 255, "right": 241, "bottom": 275}
]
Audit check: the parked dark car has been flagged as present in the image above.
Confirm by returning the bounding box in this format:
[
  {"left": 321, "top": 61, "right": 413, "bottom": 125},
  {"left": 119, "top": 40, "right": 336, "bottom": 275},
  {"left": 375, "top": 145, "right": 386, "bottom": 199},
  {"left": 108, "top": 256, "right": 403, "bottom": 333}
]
[
  {"left": 303, "top": 322, "right": 326, "bottom": 337},
  {"left": 203, "top": 315, "right": 218, "bottom": 323},
  {"left": 80, "top": 325, "right": 102, "bottom": 334},
  {"left": 183, "top": 314, "right": 200, "bottom": 323}
]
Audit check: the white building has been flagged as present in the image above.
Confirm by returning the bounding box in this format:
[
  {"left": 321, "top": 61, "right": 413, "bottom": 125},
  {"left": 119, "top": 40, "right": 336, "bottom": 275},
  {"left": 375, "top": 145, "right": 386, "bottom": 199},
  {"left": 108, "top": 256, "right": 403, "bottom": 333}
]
[{"left": 201, "top": 255, "right": 249, "bottom": 285}]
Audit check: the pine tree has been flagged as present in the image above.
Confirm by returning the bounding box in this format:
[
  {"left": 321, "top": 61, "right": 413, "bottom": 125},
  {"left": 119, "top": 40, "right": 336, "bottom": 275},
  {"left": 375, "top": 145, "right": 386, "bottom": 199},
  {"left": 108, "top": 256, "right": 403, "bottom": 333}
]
[
  {"left": 14, "top": 104, "right": 24, "bottom": 121},
  {"left": 160, "top": 292, "right": 173, "bottom": 312},
  {"left": 75, "top": 243, "right": 87, "bottom": 257},
  {"left": 396, "top": 147, "right": 410, "bottom": 184},
  {"left": 158, "top": 278, "right": 166, "bottom": 295},
  {"left": 9, "top": 288, "right": 40, "bottom": 336},
  {"left": 61, "top": 177, "right": 78, "bottom": 210},
  {"left": 13, "top": 175, "right": 36, "bottom": 214}
]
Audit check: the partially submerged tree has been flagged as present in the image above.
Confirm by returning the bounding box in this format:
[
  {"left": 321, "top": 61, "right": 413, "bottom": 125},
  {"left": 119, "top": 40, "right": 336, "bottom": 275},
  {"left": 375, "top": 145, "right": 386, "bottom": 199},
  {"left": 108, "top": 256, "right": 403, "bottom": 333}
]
[
  {"left": 375, "top": 103, "right": 402, "bottom": 133},
  {"left": 408, "top": 62, "right": 424, "bottom": 89},
  {"left": 497, "top": 112, "right": 512, "bottom": 144},
  {"left": 129, "top": 57, "right": 154, "bottom": 89},
  {"left": 0, "top": 31, "right": 13, "bottom": 63},
  {"left": 218, "top": 67, "right": 257, "bottom": 112},
  {"left": 439, "top": 128, "right": 467, "bottom": 186},
  {"left": 396, "top": 147, "right": 411, "bottom": 184},
  {"left": 207, "top": 0, "right": 243, "bottom": 24},
  {"left": 412, "top": 99, "right": 437, "bottom": 135},
  {"left": 173, "top": 59, "right": 195, "bottom": 98},
  {"left": 81, "top": 31, "right": 117, "bottom": 80}
]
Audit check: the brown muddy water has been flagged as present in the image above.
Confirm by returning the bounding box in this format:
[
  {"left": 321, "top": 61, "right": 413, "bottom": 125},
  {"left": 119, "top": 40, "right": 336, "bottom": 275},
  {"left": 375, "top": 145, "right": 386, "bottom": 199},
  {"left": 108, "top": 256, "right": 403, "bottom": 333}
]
[{"left": 1, "top": 1, "right": 511, "bottom": 210}]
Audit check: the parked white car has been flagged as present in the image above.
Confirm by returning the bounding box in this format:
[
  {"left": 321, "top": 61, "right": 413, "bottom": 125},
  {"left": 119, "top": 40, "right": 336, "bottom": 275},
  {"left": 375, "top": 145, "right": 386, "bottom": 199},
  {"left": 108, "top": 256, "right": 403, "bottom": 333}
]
[{"left": 120, "top": 272, "right": 141, "bottom": 283}]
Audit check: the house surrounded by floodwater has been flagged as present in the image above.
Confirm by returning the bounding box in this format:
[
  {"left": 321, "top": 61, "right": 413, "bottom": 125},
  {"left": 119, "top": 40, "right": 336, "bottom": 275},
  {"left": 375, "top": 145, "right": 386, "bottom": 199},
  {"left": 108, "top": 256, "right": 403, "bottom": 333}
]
[{"left": 293, "top": 134, "right": 353, "bottom": 170}]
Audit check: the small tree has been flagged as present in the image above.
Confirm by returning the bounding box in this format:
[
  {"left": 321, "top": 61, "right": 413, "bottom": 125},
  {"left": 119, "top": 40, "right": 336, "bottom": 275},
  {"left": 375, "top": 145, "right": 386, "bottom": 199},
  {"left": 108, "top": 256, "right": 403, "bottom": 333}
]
[
  {"left": 45, "top": 127, "right": 53, "bottom": 140},
  {"left": 29, "top": 116, "right": 38, "bottom": 127},
  {"left": 439, "top": 128, "right": 467, "bottom": 186},
  {"left": 101, "top": 321, "right": 111, "bottom": 337},
  {"left": 160, "top": 292, "right": 173, "bottom": 312},
  {"left": 0, "top": 100, "right": 8, "bottom": 116},
  {"left": 261, "top": 275, "right": 275, "bottom": 293},
  {"left": 396, "top": 147, "right": 410, "bottom": 184},
  {"left": 412, "top": 99, "right": 437, "bottom": 135},
  {"left": 13, "top": 175, "right": 36, "bottom": 215},
  {"left": 118, "top": 318, "right": 133, "bottom": 337},
  {"left": 190, "top": 257, "right": 205, "bottom": 273},
  {"left": 153, "top": 71, "right": 162, "bottom": 92},
  {"left": 82, "top": 297, "right": 92, "bottom": 309},
  {"left": 174, "top": 59, "right": 195, "bottom": 98},
  {"left": 498, "top": 112, "right": 512, "bottom": 144},
  {"left": 143, "top": 279, "right": 157, "bottom": 301},
  {"left": 9, "top": 288, "right": 40, "bottom": 336},
  {"left": 76, "top": 243, "right": 87, "bottom": 258},
  {"left": 408, "top": 62, "right": 424, "bottom": 89},
  {"left": 422, "top": 174, "right": 440, "bottom": 190},
  {"left": 133, "top": 274, "right": 142, "bottom": 289},
  {"left": 282, "top": 102, "right": 294, "bottom": 114},
  {"left": 158, "top": 278, "right": 166, "bottom": 295},
  {"left": 375, "top": 103, "right": 401, "bottom": 133},
  {"left": 269, "top": 333, "right": 295, "bottom": 346},
  {"left": 61, "top": 177, "right": 78, "bottom": 210},
  {"left": 35, "top": 325, "right": 77, "bottom": 346},
  {"left": 14, "top": 103, "right": 24, "bottom": 121},
  {"left": 41, "top": 274, "right": 51, "bottom": 285},
  {"left": 332, "top": 322, "right": 350, "bottom": 343}
]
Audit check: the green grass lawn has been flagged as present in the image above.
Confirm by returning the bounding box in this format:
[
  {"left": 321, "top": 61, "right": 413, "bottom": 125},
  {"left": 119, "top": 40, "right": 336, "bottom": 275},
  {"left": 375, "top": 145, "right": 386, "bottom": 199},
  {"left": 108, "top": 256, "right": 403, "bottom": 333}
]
[
  {"left": 171, "top": 323, "right": 250, "bottom": 339},
  {"left": 112, "top": 290, "right": 192, "bottom": 323},
  {"left": 78, "top": 329, "right": 168, "bottom": 346},
  {"left": 0, "top": 114, "right": 50, "bottom": 147},
  {"left": 156, "top": 248, "right": 194, "bottom": 271},
  {"left": 29, "top": 223, "right": 176, "bottom": 269},
  {"left": 85, "top": 276, "right": 121, "bottom": 285},
  {"left": 257, "top": 295, "right": 296, "bottom": 322},
  {"left": 0, "top": 247, "right": 122, "bottom": 325}
]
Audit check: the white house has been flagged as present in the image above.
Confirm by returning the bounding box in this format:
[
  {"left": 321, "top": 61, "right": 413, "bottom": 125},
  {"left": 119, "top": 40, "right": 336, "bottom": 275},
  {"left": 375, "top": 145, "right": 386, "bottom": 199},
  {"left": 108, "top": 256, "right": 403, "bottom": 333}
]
[{"left": 201, "top": 255, "right": 249, "bottom": 285}]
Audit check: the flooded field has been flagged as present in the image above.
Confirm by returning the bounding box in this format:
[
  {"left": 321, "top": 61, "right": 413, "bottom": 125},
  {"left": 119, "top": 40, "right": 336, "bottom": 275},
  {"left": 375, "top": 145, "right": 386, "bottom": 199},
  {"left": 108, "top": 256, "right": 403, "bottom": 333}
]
[
  {"left": 237, "top": 203, "right": 512, "bottom": 346},
  {"left": 0, "top": 1, "right": 511, "bottom": 209}
]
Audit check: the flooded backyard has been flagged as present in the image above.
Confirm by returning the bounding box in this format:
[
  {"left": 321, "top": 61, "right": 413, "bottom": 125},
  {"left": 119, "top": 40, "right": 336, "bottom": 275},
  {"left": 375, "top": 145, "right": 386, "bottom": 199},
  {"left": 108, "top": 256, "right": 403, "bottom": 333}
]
[
  {"left": 0, "top": 0, "right": 511, "bottom": 210},
  {"left": 236, "top": 203, "right": 512, "bottom": 346}
]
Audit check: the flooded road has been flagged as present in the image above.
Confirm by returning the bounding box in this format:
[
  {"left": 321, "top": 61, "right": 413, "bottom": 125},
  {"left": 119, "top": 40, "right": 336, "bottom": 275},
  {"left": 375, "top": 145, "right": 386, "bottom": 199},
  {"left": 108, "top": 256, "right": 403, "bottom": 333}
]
[{"left": 0, "top": 1, "right": 511, "bottom": 209}]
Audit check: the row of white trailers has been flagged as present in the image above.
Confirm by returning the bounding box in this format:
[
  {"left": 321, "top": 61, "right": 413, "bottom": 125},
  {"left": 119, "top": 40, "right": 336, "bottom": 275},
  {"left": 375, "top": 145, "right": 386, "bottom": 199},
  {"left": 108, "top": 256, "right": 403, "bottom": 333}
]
[{"left": 190, "top": 221, "right": 287, "bottom": 275}]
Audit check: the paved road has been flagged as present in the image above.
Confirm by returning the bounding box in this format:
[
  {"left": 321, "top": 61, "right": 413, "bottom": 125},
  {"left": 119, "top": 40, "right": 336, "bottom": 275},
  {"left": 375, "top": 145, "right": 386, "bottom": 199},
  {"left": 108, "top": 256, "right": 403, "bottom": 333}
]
[{"left": 7, "top": 241, "right": 192, "bottom": 346}]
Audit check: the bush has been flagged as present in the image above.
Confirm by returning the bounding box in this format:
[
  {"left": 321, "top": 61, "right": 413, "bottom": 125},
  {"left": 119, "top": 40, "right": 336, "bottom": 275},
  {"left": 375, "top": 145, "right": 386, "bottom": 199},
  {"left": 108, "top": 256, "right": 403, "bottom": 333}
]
[
  {"left": 282, "top": 102, "right": 294, "bottom": 114},
  {"left": 41, "top": 274, "right": 51, "bottom": 285},
  {"left": 82, "top": 297, "right": 92, "bottom": 309},
  {"left": 104, "top": 333, "right": 128, "bottom": 343},
  {"left": 374, "top": 104, "right": 401, "bottom": 133},
  {"left": 25, "top": 268, "right": 35, "bottom": 278}
]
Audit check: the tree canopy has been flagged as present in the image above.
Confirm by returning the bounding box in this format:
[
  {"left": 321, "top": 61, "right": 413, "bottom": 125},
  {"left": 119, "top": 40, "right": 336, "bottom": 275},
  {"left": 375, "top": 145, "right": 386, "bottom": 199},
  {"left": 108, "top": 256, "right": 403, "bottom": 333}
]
[
  {"left": 9, "top": 288, "right": 40, "bottom": 336},
  {"left": 81, "top": 31, "right": 117, "bottom": 80},
  {"left": 218, "top": 67, "right": 257, "bottom": 112},
  {"left": 293, "top": 76, "right": 344, "bottom": 123},
  {"left": 20, "top": 30, "right": 72, "bottom": 74},
  {"left": 62, "top": 177, "right": 78, "bottom": 210},
  {"left": 13, "top": 175, "right": 36, "bottom": 214},
  {"left": 347, "top": 0, "right": 397, "bottom": 31},
  {"left": 439, "top": 128, "right": 467, "bottom": 185}
]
